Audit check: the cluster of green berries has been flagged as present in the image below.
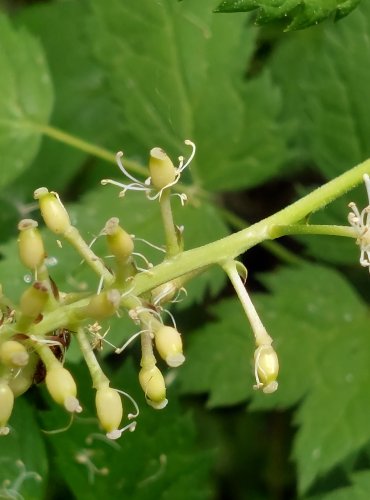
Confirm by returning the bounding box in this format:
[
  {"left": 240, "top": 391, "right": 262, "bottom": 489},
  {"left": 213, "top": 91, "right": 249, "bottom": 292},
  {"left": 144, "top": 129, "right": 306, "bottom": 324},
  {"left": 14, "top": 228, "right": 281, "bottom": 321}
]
[{"left": 0, "top": 141, "right": 279, "bottom": 438}]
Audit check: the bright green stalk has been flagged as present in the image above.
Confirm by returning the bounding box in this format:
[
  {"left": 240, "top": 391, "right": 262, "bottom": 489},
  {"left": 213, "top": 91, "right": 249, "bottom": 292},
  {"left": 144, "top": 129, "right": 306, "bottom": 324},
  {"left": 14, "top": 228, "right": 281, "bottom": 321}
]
[
  {"left": 128, "top": 158, "right": 370, "bottom": 296},
  {"left": 268, "top": 224, "right": 356, "bottom": 239}
]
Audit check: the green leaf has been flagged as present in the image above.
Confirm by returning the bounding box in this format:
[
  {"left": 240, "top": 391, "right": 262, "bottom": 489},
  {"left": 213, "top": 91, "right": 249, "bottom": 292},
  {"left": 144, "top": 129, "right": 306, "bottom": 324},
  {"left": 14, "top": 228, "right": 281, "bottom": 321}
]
[
  {"left": 215, "top": 0, "right": 361, "bottom": 30},
  {"left": 88, "top": 0, "right": 291, "bottom": 191},
  {"left": 270, "top": 1, "right": 370, "bottom": 177},
  {"left": 291, "top": 318, "right": 370, "bottom": 494},
  {"left": 178, "top": 298, "right": 255, "bottom": 406},
  {"left": 308, "top": 470, "right": 370, "bottom": 500},
  {"left": 0, "top": 13, "right": 53, "bottom": 189},
  {"left": 0, "top": 398, "right": 48, "bottom": 500},
  {"left": 40, "top": 360, "right": 213, "bottom": 500},
  {"left": 12, "top": 1, "right": 120, "bottom": 196},
  {"left": 178, "top": 262, "right": 370, "bottom": 493},
  {"left": 250, "top": 265, "right": 369, "bottom": 494}
]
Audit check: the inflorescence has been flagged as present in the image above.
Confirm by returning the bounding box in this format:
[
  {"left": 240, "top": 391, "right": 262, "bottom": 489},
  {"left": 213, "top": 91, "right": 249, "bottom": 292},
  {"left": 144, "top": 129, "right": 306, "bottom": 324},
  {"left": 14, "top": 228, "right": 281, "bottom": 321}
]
[{"left": 12, "top": 140, "right": 370, "bottom": 438}]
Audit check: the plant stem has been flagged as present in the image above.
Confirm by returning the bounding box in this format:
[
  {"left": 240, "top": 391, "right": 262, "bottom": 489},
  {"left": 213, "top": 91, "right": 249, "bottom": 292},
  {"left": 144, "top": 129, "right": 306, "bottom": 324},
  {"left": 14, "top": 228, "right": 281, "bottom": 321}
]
[
  {"left": 76, "top": 327, "right": 109, "bottom": 389},
  {"left": 223, "top": 260, "right": 271, "bottom": 346},
  {"left": 63, "top": 226, "right": 114, "bottom": 286},
  {"left": 30, "top": 122, "right": 148, "bottom": 178},
  {"left": 218, "top": 206, "right": 305, "bottom": 265},
  {"left": 159, "top": 190, "right": 180, "bottom": 256},
  {"left": 127, "top": 158, "right": 370, "bottom": 296},
  {"left": 268, "top": 224, "right": 356, "bottom": 239}
]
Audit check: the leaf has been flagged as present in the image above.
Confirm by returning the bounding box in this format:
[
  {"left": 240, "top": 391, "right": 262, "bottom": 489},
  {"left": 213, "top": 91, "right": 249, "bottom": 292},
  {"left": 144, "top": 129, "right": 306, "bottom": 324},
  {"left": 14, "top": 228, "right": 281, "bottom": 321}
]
[
  {"left": 308, "top": 470, "right": 370, "bottom": 500},
  {"left": 87, "top": 0, "right": 291, "bottom": 192},
  {"left": 0, "top": 398, "right": 48, "bottom": 500},
  {"left": 249, "top": 265, "right": 370, "bottom": 494},
  {"left": 0, "top": 13, "right": 53, "bottom": 189},
  {"left": 178, "top": 262, "right": 370, "bottom": 493},
  {"left": 270, "top": 1, "right": 370, "bottom": 178},
  {"left": 291, "top": 318, "right": 370, "bottom": 494},
  {"left": 215, "top": 0, "right": 361, "bottom": 30},
  {"left": 40, "top": 360, "right": 213, "bottom": 500},
  {"left": 12, "top": 1, "right": 120, "bottom": 196},
  {"left": 178, "top": 298, "right": 255, "bottom": 406}
]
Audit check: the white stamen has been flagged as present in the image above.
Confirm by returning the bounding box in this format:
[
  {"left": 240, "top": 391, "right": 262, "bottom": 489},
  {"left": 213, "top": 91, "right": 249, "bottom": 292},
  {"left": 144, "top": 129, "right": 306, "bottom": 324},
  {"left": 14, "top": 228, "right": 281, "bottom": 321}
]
[
  {"left": 115, "top": 330, "right": 146, "bottom": 354},
  {"left": 116, "top": 152, "right": 144, "bottom": 185},
  {"left": 348, "top": 174, "right": 370, "bottom": 272}
]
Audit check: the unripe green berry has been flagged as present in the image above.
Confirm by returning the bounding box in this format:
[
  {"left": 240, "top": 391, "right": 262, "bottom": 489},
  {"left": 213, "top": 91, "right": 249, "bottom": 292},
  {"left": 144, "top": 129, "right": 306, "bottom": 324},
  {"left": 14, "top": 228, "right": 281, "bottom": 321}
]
[
  {"left": 17, "top": 219, "right": 45, "bottom": 270},
  {"left": 139, "top": 365, "right": 167, "bottom": 409},
  {"left": 19, "top": 281, "right": 48, "bottom": 319},
  {"left": 83, "top": 289, "right": 121, "bottom": 320},
  {"left": 154, "top": 326, "right": 185, "bottom": 367},
  {"left": 105, "top": 217, "right": 134, "bottom": 262},
  {"left": 254, "top": 345, "right": 279, "bottom": 394},
  {"left": 149, "top": 147, "right": 177, "bottom": 190},
  {"left": 95, "top": 386, "right": 123, "bottom": 433},
  {"left": 45, "top": 365, "right": 82, "bottom": 412},
  {"left": 34, "top": 187, "right": 71, "bottom": 234},
  {"left": 0, "top": 382, "right": 14, "bottom": 435},
  {"left": 0, "top": 340, "right": 29, "bottom": 368}
]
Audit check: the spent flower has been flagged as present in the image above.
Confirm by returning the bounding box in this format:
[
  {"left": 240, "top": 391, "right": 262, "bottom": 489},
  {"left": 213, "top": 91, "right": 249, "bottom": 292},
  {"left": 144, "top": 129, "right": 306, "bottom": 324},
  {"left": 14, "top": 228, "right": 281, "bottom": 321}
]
[{"left": 348, "top": 173, "right": 370, "bottom": 270}]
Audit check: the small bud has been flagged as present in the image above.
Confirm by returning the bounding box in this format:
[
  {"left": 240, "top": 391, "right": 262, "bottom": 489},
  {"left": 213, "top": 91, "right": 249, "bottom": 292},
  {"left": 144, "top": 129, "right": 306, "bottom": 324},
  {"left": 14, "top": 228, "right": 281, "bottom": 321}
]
[
  {"left": 45, "top": 365, "right": 82, "bottom": 413},
  {"left": 154, "top": 326, "right": 185, "bottom": 367},
  {"left": 0, "top": 340, "right": 29, "bottom": 368},
  {"left": 95, "top": 386, "right": 123, "bottom": 434},
  {"left": 17, "top": 219, "right": 46, "bottom": 270},
  {"left": 105, "top": 217, "right": 134, "bottom": 262},
  {"left": 139, "top": 365, "right": 167, "bottom": 409},
  {"left": 19, "top": 282, "right": 48, "bottom": 319},
  {"left": 0, "top": 382, "right": 14, "bottom": 435},
  {"left": 149, "top": 148, "right": 177, "bottom": 190},
  {"left": 34, "top": 187, "right": 71, "bottom": 234},
  {"left": 82, "top": 289, "right": 121, "bottom": 320},
  {"left": 8, "top": 352, "right": 39, "bottom": 397},
  {"left": 254, "top": 345, "right": 279, "bottom": 394}
]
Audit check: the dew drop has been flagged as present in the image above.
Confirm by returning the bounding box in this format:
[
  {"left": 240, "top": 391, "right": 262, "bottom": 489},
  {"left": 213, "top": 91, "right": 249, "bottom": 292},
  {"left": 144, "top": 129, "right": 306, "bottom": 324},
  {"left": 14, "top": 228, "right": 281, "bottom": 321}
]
[
  {"left": 45, "top": 256, "right": 58, "bottom": 267},
  {"left": 23, "top": 274, "right": 32, "bottom": 283}
]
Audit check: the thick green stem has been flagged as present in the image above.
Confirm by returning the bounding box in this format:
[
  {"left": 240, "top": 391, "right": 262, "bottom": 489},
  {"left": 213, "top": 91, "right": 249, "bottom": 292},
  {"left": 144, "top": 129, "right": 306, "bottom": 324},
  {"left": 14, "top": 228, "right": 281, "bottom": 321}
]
[
  {"left": 127, "top": 158, "right": 370, "bottom": 296},
  {"left": 218, "top": 206, "right": 306, "bottom": 265}
]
